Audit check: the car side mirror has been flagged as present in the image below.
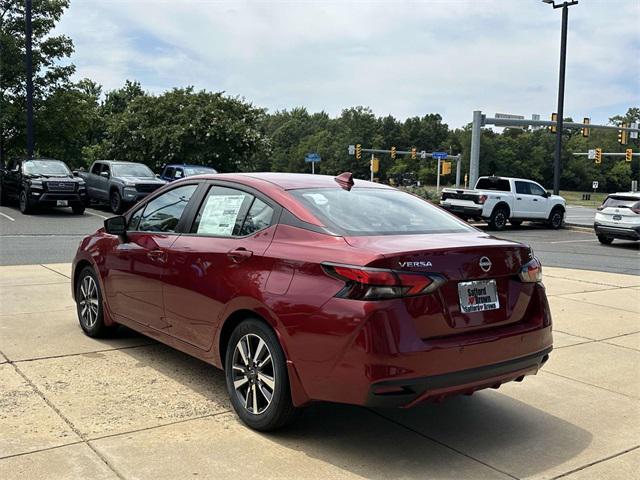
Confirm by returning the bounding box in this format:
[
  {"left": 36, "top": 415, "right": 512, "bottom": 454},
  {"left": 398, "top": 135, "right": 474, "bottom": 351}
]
[
  {"left": 155, "top": 173, "right": 160, "bottom": 178},
  {"left": 73, "top": 170, "right": 79, "bottom": 177},
  {"left": 544, "top": 191, "right": 551, "bottom": 198},
  {"left": 100, "top": 171, "right": 110, "bottom": 178},
  {"left": 104, "top": 216, "right": 127, "bottom": 236}
]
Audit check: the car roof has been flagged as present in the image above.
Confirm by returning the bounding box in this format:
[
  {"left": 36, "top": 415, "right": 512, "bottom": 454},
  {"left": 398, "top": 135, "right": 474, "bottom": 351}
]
[
  {"left": 479, "top": 176, "right": 540, "bottom": 183},
  {"left": 206, "top": 172, "right": 395, "bottom": 191},
  {"left": 176, "top": 172, "right": 394, "bottom": 226},
  {"left": 608, "top": 192, "right": 640, "bottom": 198},
  {"left": 96, "top": 160, "right": 142, "bottom": 165},
  {"left": 165, "top": 163, "right": 216, "bottom": 168}
]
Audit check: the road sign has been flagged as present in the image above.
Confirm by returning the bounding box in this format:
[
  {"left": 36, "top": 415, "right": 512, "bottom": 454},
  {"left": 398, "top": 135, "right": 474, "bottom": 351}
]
[
  {"left": 304, "top": 153, "right": 321, "bottom": 163},
  {"left": 588, "top": 149, "right": 596, "bottom": 160},
  {"left": 631, "top": 123, "right": 639, "bottom": 140},
  {"left": 432, "top": 152, "right": 448, "bottom": 160},
  {"left": 495, "top": 113, "right": 525, "bottom": 129},
  {"left": 592, "top": 181, "right": 599, "bottom": 190},
  {"left": 420, "top": 150, "right": 427, "bottom": 159},
  {"left": 348, "top": 144, "right": 355, "bottom": 155}
]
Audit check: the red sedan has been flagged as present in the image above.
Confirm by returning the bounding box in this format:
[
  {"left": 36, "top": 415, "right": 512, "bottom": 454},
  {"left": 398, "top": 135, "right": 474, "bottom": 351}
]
[{"left": 72, "top": 172, "right": 552, "bottom": 431}]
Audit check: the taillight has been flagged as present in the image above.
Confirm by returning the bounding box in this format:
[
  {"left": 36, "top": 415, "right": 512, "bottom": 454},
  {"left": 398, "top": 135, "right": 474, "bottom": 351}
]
[
  {"left": 632, "top": 208, "right": 640, "bottom": 214},
  {"left": 597, "top": 206, "right": 604, "bottom": 211},
  {"left": 519, "top": 258, "right": 542, "bottom": 283},
  {"left": 477, "top": 195, "right": 487, "bottom": 204},
  {"left": 322, "top": 263, "right": 446, "bottom": 300}
]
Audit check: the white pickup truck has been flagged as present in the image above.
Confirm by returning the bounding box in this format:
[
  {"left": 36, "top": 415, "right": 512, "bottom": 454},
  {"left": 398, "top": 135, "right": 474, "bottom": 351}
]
[{"left": 440, "top": 176, "right": 566, "bottom": 230}]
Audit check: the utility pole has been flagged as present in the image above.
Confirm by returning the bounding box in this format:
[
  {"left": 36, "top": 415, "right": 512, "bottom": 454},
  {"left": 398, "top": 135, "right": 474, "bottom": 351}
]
[
  {"left": 25, "top": 0, "right": 35, "bottom": 159},
  {"left": 544, "top": 0, "right": 579, "bottom": 195}
]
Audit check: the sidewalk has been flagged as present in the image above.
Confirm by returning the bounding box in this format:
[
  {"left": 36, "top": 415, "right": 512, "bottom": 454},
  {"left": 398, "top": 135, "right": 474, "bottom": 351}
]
[{"left": 0, "top": 264, "right": 638, "bottom": 480}]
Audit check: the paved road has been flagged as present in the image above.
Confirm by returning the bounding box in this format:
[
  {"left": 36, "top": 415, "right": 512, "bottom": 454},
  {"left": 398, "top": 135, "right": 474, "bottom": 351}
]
[
  {"left": 1, "top": 203, "right": 638, "bottom": 274},
  {"left": 0, "top": 204, "right": 105, "bottom": 265},
  {"left": 564, "top": 205, "right": 597, "bottom": 227},
  {"left": 488, "top": 224, "right": 640, "bottom": 276}
]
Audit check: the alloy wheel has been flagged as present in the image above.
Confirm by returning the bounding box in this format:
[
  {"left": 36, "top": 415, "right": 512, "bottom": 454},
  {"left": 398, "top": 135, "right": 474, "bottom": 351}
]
[
  {"left": 79, "top": 275, "right": 99, "bottom": 328},
  {"left": 231, "top": 333, "right": 276, "bottom": 415}
]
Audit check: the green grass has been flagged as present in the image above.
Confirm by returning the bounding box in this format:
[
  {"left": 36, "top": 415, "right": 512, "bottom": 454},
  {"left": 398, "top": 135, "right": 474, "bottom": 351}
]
[{"left": 559, "top": 190, "right": 607, "bottom": 207}]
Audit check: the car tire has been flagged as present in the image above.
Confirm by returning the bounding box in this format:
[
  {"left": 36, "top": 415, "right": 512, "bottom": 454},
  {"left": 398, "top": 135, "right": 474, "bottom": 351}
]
[
  {"left": 110, "top": 190, "right": 123, "bottom": 214},
  {"left": 75, "top": 266, "right": 117, "bottom": 338},
  {"left": 597, "top": 234, "right": 613, "bottom": 245},
  {"left": 488, "top": 207, "right": 508, "bottom": 231},
  {"left": 547, "top": 208, "right": 564, "bottom": 230},
  {"left": 71, "top": 203, "right": 85, "bottom": 215},
  {"left": 19, "top": 190, "right": 33, "bottom": 214},
  {"left": 510, "top": 220, "right": 523, "bottom": 228},
  {"left": 225, "top": 318, "right": 300, "bottom": 431}
]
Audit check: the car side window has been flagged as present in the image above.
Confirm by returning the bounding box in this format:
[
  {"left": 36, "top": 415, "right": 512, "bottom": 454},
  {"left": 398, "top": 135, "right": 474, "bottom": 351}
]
[
  {"left": 239, "top": 198, "right": 274, "bottom": 236},
  {"left": 515, "top": 181, "right": 530, "bottom": 195},
  {"left": 529, "top": 183, "right": 546, "bottom": 196},
  {"left": 191, "top": 186, "right": 254, "bottom": 237},
  {"left": 164, "top": 167, "right": 174, "bottom": 179},
  {"left": 101, "top": 164, "right": 110, "bottom": 176},
  {"left": 91, "top": 163, "right": 102, "bottom": 175},
  {"left": 174, "top": 168, "right": 184, "bottom": 179},
  {"left": 136, "top": 184, "right": 198, "bottom": 233}
]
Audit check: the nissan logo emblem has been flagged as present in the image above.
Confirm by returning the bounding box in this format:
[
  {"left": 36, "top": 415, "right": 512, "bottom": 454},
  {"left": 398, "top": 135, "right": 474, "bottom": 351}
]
[{"left": 479, "top": 256, "right": 492, "bottom": 272}]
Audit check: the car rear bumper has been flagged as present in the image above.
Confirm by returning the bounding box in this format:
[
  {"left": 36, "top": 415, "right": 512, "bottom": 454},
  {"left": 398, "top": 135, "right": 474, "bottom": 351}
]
[
  {"left": 365, "top": 346, "right": 551, "bottom": 407},
  {"left": 292, "top": 283, "right": 553, "bottom": 408},
  {"left": 594, "top": 222, "right": 640, "bottom": 240},
  {"left": 440, "top": 202, "right": 484, "bottom": 217}
]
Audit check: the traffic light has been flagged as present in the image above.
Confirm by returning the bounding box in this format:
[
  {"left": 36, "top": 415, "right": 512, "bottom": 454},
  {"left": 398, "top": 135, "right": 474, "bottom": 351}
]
[
  {"left": 441, "top": 161, "right": 451, "bottom": 175},
  {"left": 626, "top": 148, "right": 633, "bottom": 162},
  {"left": 390, "top": 146, "right": 396, "bottom": 160},
  {"left": 355, "top": 144, "right": 362, "bottom": 160},
  {"left": 581, "top": 117, "right": 590, "bottom": 138},
  {"left": 550, "top": 113, "right": 558, "bottom": 133},
  {"left": 411, "top": 147, "right": 417, "bottom": 160},
  {"left": 371, "top": 157, "right": 379, "bottom": 173},
  {"left": 594, "top": 148, "right": 602, "bottom": 164},
  {"left": 618, "top": 123, "right": 628, "bottom": 145}
]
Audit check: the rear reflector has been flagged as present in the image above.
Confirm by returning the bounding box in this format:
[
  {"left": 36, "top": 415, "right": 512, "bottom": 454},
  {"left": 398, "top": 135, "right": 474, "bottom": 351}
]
[{"left": 322, "top": 263, "right": 445, "bottom": 300}]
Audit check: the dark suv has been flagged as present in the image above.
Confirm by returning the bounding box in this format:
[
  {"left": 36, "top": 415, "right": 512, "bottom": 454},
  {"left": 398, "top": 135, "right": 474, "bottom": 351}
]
[{"left": 0, "top": 158, "right": 87, "bottom": 214}]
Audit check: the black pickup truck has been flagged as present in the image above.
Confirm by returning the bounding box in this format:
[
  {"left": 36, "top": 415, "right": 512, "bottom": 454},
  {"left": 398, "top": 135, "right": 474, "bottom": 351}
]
[{"left": 0, "top": 158, "right": 87, "bottom": 214}]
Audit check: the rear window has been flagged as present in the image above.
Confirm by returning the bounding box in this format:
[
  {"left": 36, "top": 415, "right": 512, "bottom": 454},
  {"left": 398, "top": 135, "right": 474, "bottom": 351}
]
[
  {"left": 602, "top": 196, "right": 640, "bottom": 209},
  {"left": 290, "top": 188, "right": 474, "bottom": 236},
  {"left": 476, "top": 178, "right": 511, "bottom": 192}
]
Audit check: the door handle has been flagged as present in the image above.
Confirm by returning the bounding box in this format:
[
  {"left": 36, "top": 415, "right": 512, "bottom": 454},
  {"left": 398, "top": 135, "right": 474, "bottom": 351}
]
[
  {"left": 533, "top": 198, "right": 539, "bottom": 202},
  {"left": 516, "top": 197, "right": 522, "bottom": 200},
  {"left": 147, "top": 249, "right": 167, "bottom": 263},
  {"left": 227, "top": 248, "right": 253, "bottom": 263}
]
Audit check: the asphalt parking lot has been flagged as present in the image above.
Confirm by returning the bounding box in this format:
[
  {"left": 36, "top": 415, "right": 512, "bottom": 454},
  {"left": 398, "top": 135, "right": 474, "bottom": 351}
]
[
  {"left": 1, "top": 203, "right": 638, "bottom": 274},
  {"left": 0, "top": 263, "right": 638, "bottom": 479}
]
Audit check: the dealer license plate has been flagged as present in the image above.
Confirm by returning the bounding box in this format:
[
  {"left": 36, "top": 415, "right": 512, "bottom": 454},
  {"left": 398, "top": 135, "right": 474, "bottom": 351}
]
[
  {"left": 458, "top": 279, "right": 500, "bottom": 313},
  {"left": 56, "top": 200, "right": 68, "bottom": 207}
]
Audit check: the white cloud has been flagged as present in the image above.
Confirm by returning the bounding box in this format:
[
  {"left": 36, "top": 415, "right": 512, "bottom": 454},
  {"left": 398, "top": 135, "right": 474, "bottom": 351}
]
[{"left": 57, "top": 0, "right": 640, "bottom": 127}]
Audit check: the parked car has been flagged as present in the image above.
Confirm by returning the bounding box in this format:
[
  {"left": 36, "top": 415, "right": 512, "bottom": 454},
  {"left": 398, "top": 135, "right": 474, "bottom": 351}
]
[
  {"left": 72, "top": 172, "right": 552, "bottom": 431},
  {"left": 0, "top": 158, "right": 87, "bottom": 214},
  {"left": 594, "top": 191, "right": 640, "bottom": 244},
  {"left": 78, "top": 160, "right": 166, "bottom": 213},
  {"left": 159, "top": 163, "right": 218, "bottom": 182},
  {"left": 440, "top": 176, "right": 566, "bottom": 230}
]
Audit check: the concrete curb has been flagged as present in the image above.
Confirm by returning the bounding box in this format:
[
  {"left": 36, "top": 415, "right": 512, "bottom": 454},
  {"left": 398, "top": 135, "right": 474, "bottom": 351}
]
[{"left": 563, "top": 223, "right": 594, "bottom": 233}]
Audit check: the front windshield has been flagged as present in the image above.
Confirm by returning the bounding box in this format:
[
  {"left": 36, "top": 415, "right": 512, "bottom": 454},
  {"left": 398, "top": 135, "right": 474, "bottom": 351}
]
[
  {"left": 184, "top": 166, "right": 217, "bottom": 176},
  {"left": 23, "top": 160, "right": 71, "bottom": 176},
  {"left": 112, "top": 163, "right": 155, "bottom": 178},
  {"left": 291, "top": 187, "right": 475, "bottom": 236}
]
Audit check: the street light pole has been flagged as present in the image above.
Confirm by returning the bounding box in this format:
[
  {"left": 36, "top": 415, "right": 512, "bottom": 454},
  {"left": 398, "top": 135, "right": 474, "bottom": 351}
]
[
  {"left": 25, "top": 0, "right": 34, "bottom": 159},
  {"left": 545, "top": 0, "right": 578, "bottom": 195}
]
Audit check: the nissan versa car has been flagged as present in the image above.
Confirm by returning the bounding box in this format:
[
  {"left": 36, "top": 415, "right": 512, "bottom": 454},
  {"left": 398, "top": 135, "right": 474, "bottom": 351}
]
[{"left": 72, "top": 172, "right": 553, "bottom": 431}]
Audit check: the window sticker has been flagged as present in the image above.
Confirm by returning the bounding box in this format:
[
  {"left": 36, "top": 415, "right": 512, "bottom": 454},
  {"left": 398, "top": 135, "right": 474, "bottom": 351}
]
[{"left": 197, "top": 194, "right": 245, "bottom": 235}]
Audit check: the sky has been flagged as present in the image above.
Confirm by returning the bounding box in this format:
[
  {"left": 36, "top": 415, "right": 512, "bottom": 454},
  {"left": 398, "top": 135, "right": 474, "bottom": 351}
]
[{"left": 55, "top": 0, "right": 640, "bottom": 128}]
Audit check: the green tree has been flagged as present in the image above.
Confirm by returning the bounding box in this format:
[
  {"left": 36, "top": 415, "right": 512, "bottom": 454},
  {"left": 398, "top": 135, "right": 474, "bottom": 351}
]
[{"left": 0, "top": 0, "right": 74, "bottom": 164}]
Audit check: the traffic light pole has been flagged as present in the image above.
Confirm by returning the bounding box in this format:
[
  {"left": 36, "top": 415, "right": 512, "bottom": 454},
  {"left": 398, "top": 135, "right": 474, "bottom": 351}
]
[{"left": 551, "top": 1, "right": 575, "bottom": 196}]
